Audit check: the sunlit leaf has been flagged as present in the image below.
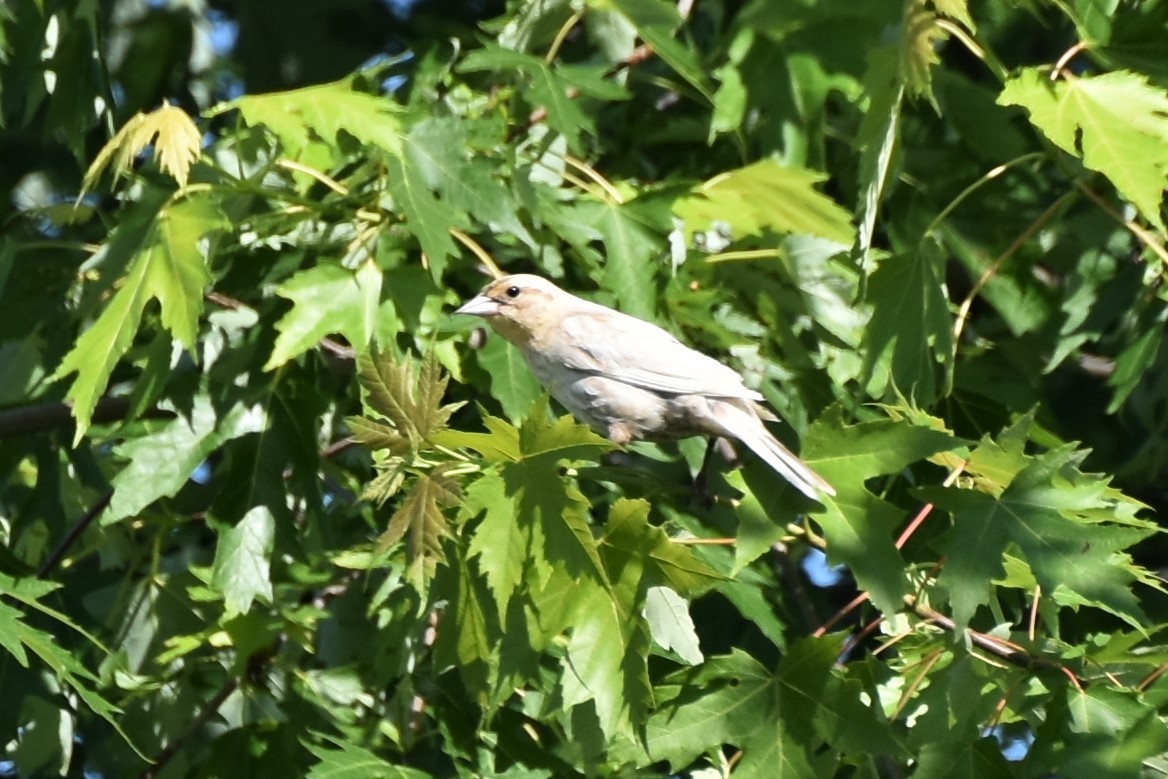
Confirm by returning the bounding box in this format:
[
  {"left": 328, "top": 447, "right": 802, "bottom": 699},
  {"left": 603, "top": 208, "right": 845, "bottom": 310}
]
[
  {"left": 81, "top": 101, "right": 202, "bottom": 194},
  {"left": 265, "top": 259, "right": 382, "bottom": 370},
  {"left": 51, "top": 194, "right": 229, "bottom": 442},
  {"left": 212, "top": 77, "right": 403, "bottom": 160},
  {"left": 674, "top": 159, "right": 855, "bottom": 245},
  {"left": 211, "top": 505, "right": 276, "bottom": 615},
  {"left": 1000, "top": 68, "right": 1168, "bottom": 229}
]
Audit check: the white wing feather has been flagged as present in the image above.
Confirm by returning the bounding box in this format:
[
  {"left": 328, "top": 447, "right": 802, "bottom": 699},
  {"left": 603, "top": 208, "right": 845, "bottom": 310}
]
[{"left": 555, "top": 308, "right": 763, "bottom": 401}]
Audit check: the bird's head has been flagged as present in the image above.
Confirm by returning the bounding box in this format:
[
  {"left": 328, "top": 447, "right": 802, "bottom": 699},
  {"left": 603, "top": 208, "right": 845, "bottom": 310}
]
[{"left": 455, "top": 274, "right": 569, "bottom": 344}]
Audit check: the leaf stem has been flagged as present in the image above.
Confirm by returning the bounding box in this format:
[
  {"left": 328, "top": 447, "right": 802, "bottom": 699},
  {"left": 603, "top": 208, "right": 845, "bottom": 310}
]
[
  {"left": 705, "top": 248, "right": 783, "bottom": 264},
  {"left": 545, "top": 11, "right": 583, "bottom": 65},
  {"left": 922, "top": 153, "right": 1043, "bottom": 239},
  {"left": 276, "top": 159, "right": 350, "bottom": 196},
  {"left": 952, "top": 189, "right": 1076, "bottom": 351},
  {"left": 563, "top": 155, "right": 625, "bottom": 204},
  {"left": 449, "top": 227, "right": 503, "bottom": 278},
  {"left": 935, "top": 19, "right": 1008, "bottom": 83}
]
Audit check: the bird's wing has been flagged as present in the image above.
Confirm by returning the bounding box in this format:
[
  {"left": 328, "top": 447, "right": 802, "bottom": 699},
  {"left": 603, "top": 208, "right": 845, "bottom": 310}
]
[{"left": 555, "top": 307, "right": 763, "bottom": 400}]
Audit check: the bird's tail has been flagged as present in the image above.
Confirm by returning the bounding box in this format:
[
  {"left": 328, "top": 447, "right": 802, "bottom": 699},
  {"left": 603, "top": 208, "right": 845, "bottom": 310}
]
[{"left": 710, "top": 402, "right": 835, "bottom": 500}]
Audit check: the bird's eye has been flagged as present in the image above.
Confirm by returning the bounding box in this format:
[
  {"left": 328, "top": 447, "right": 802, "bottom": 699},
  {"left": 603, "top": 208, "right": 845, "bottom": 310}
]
[{"left": 505, "top": 285, "right": 521, "bottom": 299}]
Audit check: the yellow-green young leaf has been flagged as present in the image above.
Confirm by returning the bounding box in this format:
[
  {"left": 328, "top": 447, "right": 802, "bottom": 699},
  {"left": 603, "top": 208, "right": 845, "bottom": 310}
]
[
  {"left": 265, "top": 259, "right": 382, "bottom": 370},
  {"left": 52, "top": 195, "right": 228, "bottom": 443},
  {"left": 900, "top": 1, "right": 946, "bottom": 99},
  {"left": 81, "top": 101, "right": 201, "bottom": 195},
  {"left": 211, "top": 77, "right": 403, "bottom": 161},
  {"left": 1000, "top": 69, "right": 1168, "bottom": 229},
  {"left": 674, "top": 160, "right": 855, "bottom": 245},
  {"left": 345, "top": 416, "right": 408, "bottom": 454},
  {"left": 211, "top": 506, "right": 276, "bottom": 615},
  {"left": 933, "top": 0, "right": 974, "bottom": 29}
]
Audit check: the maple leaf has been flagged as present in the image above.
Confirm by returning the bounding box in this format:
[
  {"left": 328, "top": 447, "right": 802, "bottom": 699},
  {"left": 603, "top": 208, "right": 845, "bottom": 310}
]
[{"left": 350, "top": 347, "right": 465, "bottom": 455}]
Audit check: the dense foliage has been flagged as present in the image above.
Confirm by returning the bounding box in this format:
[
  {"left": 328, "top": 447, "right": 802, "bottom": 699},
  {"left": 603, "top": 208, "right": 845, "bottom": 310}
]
[{"left": 4, "top": 0, "right": 1168, "bottom": 776}]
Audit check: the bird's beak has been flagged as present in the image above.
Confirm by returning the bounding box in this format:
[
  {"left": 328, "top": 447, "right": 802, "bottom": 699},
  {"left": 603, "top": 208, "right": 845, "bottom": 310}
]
[{"left": 455, "top": 294, "right": 500, "bottom": 317}]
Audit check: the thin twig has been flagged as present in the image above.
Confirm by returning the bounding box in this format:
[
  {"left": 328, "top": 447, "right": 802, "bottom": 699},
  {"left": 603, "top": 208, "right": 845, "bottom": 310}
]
[
  {"left": 275, "top": 159, "right": 350, "bottom": 196},
  {"left": 891, "top": 648, "right": 946, "bottom": 721},
  {"left": 894, "top": 460, "right": 967, "bottom": 549},
  {"left": 0, "top": 397, "right": 173, "bottom": 438},
  {"left": 813, "top": 592, "right": 868, "bottom": 638},
  {"left": 1137, "top": 662, "right": 1168, "bottom": 692},
  {"left": 908, "top": 597, "right": 1081, "bottom": 687},
  {"left": 139, "top": 676, "right": 240, "bottom": 778},
  {"left": 36, "top": 491, "right": 114, "bottom": 578},
  {"left": 1050, "top": 41, "right": 1088, "bottom": 81}
]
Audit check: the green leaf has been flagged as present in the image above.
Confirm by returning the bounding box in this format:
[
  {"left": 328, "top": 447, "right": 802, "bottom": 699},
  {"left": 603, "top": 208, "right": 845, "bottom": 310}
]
[
  {"left": 213, "top": 77, "right": 403, "bottom": 160},
  {"left": 385, "top": 155, "right": 460, "bottom": 278},
  {"left": 646, "top": 645, "right": 821, "bottom": 777},
  {"left": 405, "top": 129, "right": 531, "bottom": 246},
  {"left": 1000, "top": 69, "right": 1168, "bottom": 229},
  {"left": 305, "top": 736, "right": 429, "bottom": 778},
  {"left": 1034, "top": 687, "right": 1168, "bottom": 779},
  {"left": 465, "top": 471, "right": 528, "bottom": 620},
  {"left": 600, "top": 498, "right": 721, "bottom": 595},
  {"left": 603, "top": 0, "right": 713, "bottom": 101},
  {"left": 855, "top": 46, "right": 903, "bottom": 262},
  {"left": 459, "top": 47, "right": 600, "bottom": 153},
  {"left": 265, "top": 259, "right": 382, "bottom": 370},
  {"left": 861, "top": 239, "right": 954, "bottom": 404},
  {"left": 643, "top": 586, "right": 703, "bottom": 665},
  {"left": 211, "top": 505, "right": 276, "bottom": 615},
  {"left": 648, "top": 640, "right": 900, "bottom": 776},
  {"left": 674, "top": 160, "right": 855, "bottom": 245},
  {"left": 1107, "top": 325, "right": 1160, "bottom": 412},
  {"left": 52, "top": 194, "right": 229, "bottom": 442},
  {"left": 802, "top": 407, "right": 965, "bottom": 614},
  {"left": 926, "top": 441, "right": 1156, "bottom": 629},
  {"left": 102, "top": 396, "right": 265, "bottom": 525},
  {"left": 913, "top": 739, "right": 1013, "bottom": 779},
  {"left": 0, "top": 576, "right": 143, "bottom": 758},
  {"left": 573, "top": 199, "right": 660, "bottom": 320},
  {"left": 474, "top": 333, "right": 544, "bottom": 422}
]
